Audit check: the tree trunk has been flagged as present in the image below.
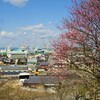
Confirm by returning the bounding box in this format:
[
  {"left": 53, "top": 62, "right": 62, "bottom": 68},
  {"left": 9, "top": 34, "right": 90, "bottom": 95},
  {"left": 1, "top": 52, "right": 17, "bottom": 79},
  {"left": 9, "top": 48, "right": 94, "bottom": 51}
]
[
  {"left": 94, "top": 92, "right": 97, "bottom": 100},
  {"left": 59, "top": 94, "right": 63, "bottom": 100}
]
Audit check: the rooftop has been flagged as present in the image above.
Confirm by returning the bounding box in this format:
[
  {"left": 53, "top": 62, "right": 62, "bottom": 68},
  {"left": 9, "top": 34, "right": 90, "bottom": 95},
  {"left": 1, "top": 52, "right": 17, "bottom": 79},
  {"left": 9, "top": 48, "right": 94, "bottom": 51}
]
[{"left": 24, "top": 75, "right": 59, "bottom": 85}]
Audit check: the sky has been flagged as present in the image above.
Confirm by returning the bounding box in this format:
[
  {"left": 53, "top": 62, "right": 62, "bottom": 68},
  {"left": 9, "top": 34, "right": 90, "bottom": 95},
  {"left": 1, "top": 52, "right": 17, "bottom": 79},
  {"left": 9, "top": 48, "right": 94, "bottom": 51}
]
[{"left": 0, "top": 0, "right": 72, "bottom": 48}]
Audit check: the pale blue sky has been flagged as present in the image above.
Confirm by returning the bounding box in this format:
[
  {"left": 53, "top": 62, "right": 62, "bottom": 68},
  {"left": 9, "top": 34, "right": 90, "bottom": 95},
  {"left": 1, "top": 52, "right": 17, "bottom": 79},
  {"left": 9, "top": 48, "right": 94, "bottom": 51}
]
[{"left": 0, "top": 0, "right": 72, "bottom": 48}]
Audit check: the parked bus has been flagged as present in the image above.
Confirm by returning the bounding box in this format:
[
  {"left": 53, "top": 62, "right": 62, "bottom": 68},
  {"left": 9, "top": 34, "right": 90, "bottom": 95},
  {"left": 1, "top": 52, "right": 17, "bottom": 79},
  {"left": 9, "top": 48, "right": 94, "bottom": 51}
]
[{"left": 19, "top": 72, "right": 30, "bottom": 83}]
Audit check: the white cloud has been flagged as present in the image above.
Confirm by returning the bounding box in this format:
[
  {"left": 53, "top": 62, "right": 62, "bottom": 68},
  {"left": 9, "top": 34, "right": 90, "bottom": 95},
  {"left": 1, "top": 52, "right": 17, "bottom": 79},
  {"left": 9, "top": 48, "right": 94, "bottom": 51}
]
[
  {"left": 32, "top": 28, "right": 54, "bottom": 34},
  {"left": 17, "top": 24, "right": 55, "bottom": 35},
  {"left": 0, "top": 31, "right": 16, "bottom": 38},
  {"left": 2, "top": 0, "right": 29, "bottom": 7},
  {"left": 0, "top": 24, "right": 60, "bottom": 47},
  {"left": 17, "top": 24, "right": 44, "bottom": 31}
]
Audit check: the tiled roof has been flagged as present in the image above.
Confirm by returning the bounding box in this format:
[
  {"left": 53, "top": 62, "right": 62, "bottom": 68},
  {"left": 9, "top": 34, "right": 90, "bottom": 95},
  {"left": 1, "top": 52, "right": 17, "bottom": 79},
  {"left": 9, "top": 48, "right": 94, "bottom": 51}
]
[
  {"left": 0, "top": 65, "right": 28, "bottom": 70},
  {"left": 24, "top": 76, "right": 59, "bottom": 85},
  {"left": 40, "top": 62, "right": 49, "bottom": 66}
]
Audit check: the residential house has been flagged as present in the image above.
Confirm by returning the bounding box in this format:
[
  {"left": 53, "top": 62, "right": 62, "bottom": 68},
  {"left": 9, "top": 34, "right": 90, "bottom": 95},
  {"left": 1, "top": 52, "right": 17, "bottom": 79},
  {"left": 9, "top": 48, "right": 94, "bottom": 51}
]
[{"left": 23, "top": 75, "right": 59, "bottom": 89}]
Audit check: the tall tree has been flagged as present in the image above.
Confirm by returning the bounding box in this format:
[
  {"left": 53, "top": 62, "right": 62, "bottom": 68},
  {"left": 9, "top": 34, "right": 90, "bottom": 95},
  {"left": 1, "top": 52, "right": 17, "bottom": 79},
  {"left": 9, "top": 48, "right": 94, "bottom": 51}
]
[{"left": 53, "top": 0, "right": 100, "bottom": 99}]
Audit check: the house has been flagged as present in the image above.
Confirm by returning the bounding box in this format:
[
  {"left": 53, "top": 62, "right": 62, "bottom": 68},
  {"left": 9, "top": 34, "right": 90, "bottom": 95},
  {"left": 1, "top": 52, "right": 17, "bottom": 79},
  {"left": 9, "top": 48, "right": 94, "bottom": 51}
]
[
  {"left": 27, "top": 58, "right": 37, "bottom": 65},
  {"left": 0, "top": 65, "right": 28, "bottom": 76},
  {"left": 7, "top": 49, "right": 28, "bottom": 59},
  {"left": 35, "top": 62, "right": 49, "bottom": 70},
  {"left": 52, "top": 63, "right": 66, "bottom": 68},
  {"left": 0, "top": 50, "right": 6, "bottom": 56},
  {"left": 23, "top": 75, "right": 59, "bottom": 89}
]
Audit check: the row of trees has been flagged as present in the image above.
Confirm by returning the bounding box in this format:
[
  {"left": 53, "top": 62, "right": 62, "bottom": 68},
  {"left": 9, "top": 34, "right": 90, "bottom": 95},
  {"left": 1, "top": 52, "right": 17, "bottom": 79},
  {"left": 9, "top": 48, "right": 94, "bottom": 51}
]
[{"left": 52, "top": 0, "right": 100, "bottom": 99}]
